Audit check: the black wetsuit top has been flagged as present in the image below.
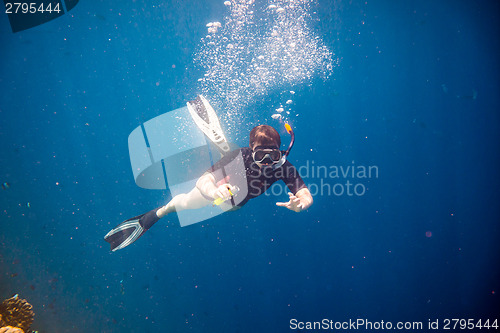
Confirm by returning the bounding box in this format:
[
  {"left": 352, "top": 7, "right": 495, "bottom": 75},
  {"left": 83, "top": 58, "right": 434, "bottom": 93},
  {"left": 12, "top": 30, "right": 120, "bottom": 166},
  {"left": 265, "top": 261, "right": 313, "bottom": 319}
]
[{"left": 209, "top": 147, "right": 307, "bottom": 207}]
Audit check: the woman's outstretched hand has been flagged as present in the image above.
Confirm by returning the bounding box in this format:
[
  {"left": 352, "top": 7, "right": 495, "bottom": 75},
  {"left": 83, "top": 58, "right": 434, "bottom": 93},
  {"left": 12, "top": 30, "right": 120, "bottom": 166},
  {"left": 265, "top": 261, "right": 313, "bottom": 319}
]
[
  {"left": 276, "top": 192, "right": 302, "bottom": 212},
  {"left": 276, "top": 188, "right": 313, "bottom": 212}
]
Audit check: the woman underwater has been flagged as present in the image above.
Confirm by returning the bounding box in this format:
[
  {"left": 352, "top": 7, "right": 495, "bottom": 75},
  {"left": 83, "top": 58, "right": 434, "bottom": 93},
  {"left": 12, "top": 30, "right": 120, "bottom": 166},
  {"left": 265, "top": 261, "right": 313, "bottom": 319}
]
[{"left": 105, "top": 123, "right": 313, "bottom": 251}]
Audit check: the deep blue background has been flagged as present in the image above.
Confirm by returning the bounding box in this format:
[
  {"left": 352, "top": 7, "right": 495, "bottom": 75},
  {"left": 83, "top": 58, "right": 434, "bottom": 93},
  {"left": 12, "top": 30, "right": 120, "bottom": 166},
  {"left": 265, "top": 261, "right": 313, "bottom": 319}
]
[{"left": 1, "top": 0, "right": 499, "bottom": 332}]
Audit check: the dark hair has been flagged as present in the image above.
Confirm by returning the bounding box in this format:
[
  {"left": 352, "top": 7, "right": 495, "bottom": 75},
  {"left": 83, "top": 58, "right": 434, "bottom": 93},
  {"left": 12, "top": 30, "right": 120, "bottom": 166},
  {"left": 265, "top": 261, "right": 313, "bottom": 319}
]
[{"left": 249, "top": 125, "right": 281, "bottom": 149}]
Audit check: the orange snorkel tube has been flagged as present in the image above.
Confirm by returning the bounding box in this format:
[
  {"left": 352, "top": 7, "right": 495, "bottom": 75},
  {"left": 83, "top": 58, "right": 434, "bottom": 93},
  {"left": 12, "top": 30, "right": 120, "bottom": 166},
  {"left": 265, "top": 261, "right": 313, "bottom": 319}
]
[
  {"left": 283, "top": 122, "right": 295, "bottom": 159},
  {"left": 271, "top": 122, "right": 295, "bottom": 170}
]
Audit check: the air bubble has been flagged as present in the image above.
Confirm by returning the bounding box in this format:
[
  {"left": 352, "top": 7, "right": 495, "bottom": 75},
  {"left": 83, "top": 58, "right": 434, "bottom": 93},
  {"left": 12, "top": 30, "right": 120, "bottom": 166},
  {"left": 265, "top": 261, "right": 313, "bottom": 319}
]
[{"left": 194, "top": 0, "right": 334, "bottom": 115}]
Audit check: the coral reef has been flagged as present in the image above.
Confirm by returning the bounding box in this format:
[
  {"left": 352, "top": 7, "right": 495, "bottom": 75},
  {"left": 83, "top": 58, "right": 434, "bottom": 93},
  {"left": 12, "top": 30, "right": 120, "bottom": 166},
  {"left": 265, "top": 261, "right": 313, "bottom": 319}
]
[
  {"left": 0, "top": 295, "right": 34, "bottom": 332},
  {"left": 0, "top": 326, "right": 24, "bottom": 333}
]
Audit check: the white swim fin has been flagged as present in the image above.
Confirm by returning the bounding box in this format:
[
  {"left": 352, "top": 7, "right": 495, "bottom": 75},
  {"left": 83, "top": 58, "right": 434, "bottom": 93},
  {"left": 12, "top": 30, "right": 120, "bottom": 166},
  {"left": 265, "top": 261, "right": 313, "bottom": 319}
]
[{"left": 187, "top": 95, "right": 230, "bottom": 154}]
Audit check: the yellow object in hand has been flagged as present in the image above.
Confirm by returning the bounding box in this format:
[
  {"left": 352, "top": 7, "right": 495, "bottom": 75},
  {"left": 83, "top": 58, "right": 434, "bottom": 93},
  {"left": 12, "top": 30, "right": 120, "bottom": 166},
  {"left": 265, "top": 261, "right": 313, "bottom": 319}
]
[{"left": 213, "top": 186, "right": 239, "bottom": 206}]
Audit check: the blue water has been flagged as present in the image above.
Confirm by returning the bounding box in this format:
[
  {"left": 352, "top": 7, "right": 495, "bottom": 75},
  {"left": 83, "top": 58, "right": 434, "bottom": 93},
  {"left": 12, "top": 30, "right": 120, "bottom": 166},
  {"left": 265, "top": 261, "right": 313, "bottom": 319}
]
[{"left": 1, "top": 1, "right": 499, "bottom": 332}]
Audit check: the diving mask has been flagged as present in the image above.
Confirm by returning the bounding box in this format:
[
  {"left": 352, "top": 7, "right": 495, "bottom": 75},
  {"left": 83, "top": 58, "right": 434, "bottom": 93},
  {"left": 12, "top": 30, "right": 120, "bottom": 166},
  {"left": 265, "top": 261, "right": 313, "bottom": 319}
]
[{"left": 252, "top": 146, "right": 282, "bottom": 165}]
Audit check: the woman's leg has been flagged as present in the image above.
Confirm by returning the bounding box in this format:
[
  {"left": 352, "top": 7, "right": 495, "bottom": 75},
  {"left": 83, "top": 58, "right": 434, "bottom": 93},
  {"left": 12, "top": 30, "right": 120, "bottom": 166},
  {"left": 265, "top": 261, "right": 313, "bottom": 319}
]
[{"left": 157, "top": 187, "right": 211, "bottom": 218}]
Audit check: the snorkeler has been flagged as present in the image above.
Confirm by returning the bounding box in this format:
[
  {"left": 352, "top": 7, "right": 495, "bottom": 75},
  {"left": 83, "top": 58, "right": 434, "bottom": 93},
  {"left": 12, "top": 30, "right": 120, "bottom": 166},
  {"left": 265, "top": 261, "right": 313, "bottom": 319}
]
[
  {"left": 105, "top": 99, "right": 313, "bottom": 251},
  {"left": 158, "top": 124, "right": 313, "bottom": 215}
]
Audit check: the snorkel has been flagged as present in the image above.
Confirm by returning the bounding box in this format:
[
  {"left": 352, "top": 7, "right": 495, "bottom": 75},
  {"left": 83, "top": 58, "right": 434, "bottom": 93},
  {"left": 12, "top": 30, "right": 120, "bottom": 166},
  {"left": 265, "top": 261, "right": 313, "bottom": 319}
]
[
  {"left": 283, "top": 123, "right": 295, "bottom": 158},
  {"left": 271, "top": 122, "right": 294, "bottom": 170}
]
